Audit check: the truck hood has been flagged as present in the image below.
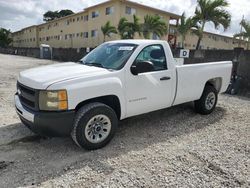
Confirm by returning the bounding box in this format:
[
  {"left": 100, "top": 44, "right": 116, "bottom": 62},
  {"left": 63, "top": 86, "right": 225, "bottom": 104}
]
[{"left": 18, "top": 62, "right": 110, "bottom": 89}]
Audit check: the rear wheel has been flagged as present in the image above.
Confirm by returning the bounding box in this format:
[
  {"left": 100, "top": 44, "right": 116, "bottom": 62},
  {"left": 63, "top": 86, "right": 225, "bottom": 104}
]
[
  {"left": 71, "top": 102, "right": 118, "bottom": 150},
  {"left": 194, "top": 85, "right": 218, "bottom": 115}
]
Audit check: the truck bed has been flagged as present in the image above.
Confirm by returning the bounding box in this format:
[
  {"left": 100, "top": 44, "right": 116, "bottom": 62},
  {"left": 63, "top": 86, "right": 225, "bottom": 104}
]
[{"left": 173, "top": 61, "right": 232, "bottom": 106}]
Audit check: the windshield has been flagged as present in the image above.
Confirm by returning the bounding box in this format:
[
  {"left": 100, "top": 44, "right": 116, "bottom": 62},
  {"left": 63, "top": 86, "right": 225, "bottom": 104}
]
[{"left": 79, "top": 43, "right": 138, "bottom": 70}]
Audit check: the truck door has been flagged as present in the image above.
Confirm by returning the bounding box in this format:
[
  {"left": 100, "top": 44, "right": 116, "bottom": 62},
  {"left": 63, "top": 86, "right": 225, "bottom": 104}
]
[{"left": 125, "top": 44, "right": 176, "bottom": 117}]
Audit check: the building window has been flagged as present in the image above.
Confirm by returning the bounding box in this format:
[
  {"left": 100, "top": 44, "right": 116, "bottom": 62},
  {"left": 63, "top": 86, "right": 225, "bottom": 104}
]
[
  {"left": 106, "top": 7, "right": 114, "bottom": 15},
  {"left": 91, "top": 30, "right": 98, "bottom": 37},
  {"left": 92, "top": 11, "right": 99, "bottom": 18},
  {"left": 84, "top": 15, "right": 88, "bottom": 21},
  {"left": 66, "top": 20, "right": 70, "bottom": 25},
  {"left": 83, "top": 32, "right": 88, "bottom": 38},
  {"left": 77, "top": 17, "right": 80, "bottom": 21},
  {"left": 65, "top": 35, "right": 68, "bottom": 40},
  {"left": 125, "top": 6, "right": 136, "bottom": 15},
  {"left": 76, "top": 33, "right": 79, "bottom": 37}
]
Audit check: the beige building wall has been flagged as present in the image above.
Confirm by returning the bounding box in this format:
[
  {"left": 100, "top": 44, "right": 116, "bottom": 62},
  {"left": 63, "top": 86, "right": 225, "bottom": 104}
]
[
  {"left": 11, "top": 0, "right": 177, "bottom": 49},
  {"left": 36, "top": 0, "right": 121, "bottom": 48},
  {"left": 118, "top": 0, "right": 171, "bottom": 40},
  {"left": 12, "top": 26, "right": 38, "bottom": 48},
  {"left": 169, "top": 25, "right": 247, "bottom": 50}
]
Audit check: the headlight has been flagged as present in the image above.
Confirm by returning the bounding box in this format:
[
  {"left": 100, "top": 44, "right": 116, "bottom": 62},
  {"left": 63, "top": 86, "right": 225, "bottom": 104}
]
[{"left": 39, "top": 90, "right": 68, "bottom": 111}]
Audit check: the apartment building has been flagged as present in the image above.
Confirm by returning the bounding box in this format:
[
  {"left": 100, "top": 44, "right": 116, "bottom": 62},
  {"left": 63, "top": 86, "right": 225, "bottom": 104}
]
[
  {"left": 12, "top": 0, "right": 244, "bottom": 50},
  {"left": 169, "top": 25, "right": 247, "bottom": 50},
  {"left": 12, "top": 0, "right": 179, "bottom": 48},
  {"left": 12, "top": 25, "right": 38, "bottom": 48}
]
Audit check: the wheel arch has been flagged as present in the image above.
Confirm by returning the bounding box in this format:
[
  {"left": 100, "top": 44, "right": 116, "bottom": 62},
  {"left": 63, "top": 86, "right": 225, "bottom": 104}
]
[
  {"left": 75, "top": 95, "right": 121, "bottom": 120},
  {"left": 205, "top": 77, "right": 222, "bottom": 93}
]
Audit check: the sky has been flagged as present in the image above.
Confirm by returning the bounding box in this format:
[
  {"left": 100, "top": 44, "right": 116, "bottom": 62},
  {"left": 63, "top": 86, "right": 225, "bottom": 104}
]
[{"left": 0, "top": 0, "right": 250, "bottom": 37}]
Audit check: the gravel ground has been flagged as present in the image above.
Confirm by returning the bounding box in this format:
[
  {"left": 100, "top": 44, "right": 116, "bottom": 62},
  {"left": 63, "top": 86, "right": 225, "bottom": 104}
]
[{"left": 0, "top": 54, "right": 249, "bottom": 188}]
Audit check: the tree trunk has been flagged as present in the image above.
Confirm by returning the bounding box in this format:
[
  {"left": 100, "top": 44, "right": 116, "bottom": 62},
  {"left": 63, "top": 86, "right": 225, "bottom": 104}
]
[
  {"left": 196, "top": 37, "right": 202, "bottom": 50},
  {"left": 181, "top": 35, "right": 185, "bottom": 49},
  {"left": 196, "top": 21, "right": 205, "bottom": 50}
]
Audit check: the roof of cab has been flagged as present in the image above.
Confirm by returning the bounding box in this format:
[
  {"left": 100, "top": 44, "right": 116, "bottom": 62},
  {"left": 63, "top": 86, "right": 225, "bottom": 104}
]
[{"left": 106, "top": 39, "right": 167, "bottom": 45}]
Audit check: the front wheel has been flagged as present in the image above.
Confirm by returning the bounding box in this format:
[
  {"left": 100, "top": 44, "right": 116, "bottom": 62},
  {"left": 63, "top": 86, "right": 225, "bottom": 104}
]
[
  {"left": 194, "top": 85, "right": 218, "bottom": 115},
  {"left": 71, "top": 102, "right": 118, "bottom": 150}
]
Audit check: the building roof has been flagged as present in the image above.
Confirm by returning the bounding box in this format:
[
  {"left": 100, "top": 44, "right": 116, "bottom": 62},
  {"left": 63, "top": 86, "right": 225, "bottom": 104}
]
[
  {"left": 108, "top": 39, "right": 168, "bottom": 45},
  {"left": 13, "top": 25, "right": 37, "bottom": 33}
]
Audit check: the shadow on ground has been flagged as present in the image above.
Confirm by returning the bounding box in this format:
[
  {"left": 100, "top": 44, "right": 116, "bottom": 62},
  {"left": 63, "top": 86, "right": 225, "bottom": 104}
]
[{"left": 0, "top": 103, "right": 226, "bottom": 187}]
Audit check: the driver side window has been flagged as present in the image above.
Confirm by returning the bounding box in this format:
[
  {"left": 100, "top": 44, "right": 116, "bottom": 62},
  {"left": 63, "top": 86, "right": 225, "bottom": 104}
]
[{"left": 135, "top": 44, "right": 167, "bottom": 72}]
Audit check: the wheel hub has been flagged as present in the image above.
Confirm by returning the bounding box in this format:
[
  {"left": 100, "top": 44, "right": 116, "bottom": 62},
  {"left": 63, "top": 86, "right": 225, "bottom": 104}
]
[
  {"left": 94, "top": 124, "right": 102, "bottom": 132},
  {"left": 85, "top": 114, "right": 112, "bottom": 144},
  {"left": 205, "top": 92, "right": 216, "bottom": 110}
]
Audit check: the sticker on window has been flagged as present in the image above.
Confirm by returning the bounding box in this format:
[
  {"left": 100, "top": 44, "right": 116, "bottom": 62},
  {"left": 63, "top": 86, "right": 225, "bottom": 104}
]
[{"left": 118, "top": 46, "right": 134, "bottom": 51}]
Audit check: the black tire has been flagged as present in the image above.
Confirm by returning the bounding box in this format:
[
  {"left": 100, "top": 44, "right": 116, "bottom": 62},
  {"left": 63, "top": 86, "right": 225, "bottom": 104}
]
[
  {"left": 71, "top": 102, "right": 118, "bottom": 150},
  {"left": 194, "top": 85, "right": 218, "bottom": 115}
]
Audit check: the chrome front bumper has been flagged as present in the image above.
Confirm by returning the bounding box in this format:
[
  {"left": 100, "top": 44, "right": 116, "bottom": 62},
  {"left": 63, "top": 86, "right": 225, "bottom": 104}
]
[{"left": 15, "top": 94, "right": 34, "bottom": 123}]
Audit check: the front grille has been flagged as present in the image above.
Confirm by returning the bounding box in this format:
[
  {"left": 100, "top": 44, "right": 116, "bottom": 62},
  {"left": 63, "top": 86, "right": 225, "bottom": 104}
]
[{"left": 17, "top": 82, "right": 39, "bottom": 111}]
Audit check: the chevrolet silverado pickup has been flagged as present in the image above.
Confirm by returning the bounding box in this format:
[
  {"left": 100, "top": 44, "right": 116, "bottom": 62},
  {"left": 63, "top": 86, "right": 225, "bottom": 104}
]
[{"left": 15, "top": 40, "right": 232, "bottom": 150}]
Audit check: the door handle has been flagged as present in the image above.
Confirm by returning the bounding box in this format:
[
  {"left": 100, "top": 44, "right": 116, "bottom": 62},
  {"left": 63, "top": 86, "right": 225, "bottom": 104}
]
[{"left": 160, "top": 76, "right": 171, "bottom": 81}]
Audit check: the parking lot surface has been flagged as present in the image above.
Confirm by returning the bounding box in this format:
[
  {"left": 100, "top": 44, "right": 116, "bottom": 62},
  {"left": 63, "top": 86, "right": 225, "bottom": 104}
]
[{"left": 0, "top": 54, "right": 249, "bottom": 187}]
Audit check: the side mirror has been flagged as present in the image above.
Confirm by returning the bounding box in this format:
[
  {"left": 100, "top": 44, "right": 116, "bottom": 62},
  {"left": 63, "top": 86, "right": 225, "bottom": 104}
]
[
  {"left": 130, "top": 65, "right": 138, "bottom": 75},
  {"left": 131, "top": 61, "right": 154, "bottom": 75}
]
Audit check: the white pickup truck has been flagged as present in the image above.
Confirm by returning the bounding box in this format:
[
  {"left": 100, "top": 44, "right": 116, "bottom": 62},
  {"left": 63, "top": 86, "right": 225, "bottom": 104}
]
[{"left": 15, "top": 40, "right": 232, "bottom": 150}]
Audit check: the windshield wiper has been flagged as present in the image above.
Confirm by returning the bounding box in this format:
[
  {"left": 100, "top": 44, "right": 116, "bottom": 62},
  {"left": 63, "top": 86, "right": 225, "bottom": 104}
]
[
  {"left": 87, "top": 62, "right": 103, "bottom": 68},
  {"left": 80, "top": 61, "right": 104, "bottom": 68}
]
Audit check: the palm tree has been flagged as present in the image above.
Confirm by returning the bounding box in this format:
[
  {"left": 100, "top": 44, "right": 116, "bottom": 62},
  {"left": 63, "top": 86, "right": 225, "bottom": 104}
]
[
  {"left": 118, "top": 17, "right": 129, "bottom": 39},
  {"left": 130, "top": 15, "right": 141, "bottom": 38},
  {"left": 234, "top": 19, "right": 250, "bottom": 50},
  {"left": 101, "top": 21, "right": 117, "bottom": 42},
  {"left": 118, "top": 15, "right": 141, "bottom": 39},
  {"left": 176, "top": 13, "right": 195, "bottom": 48},
  {"left": 142, "top": 15, "right": 168, "bottom": 39},
  {"left": 193, "top": 0, "right": 231, "bottom": 49}
]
